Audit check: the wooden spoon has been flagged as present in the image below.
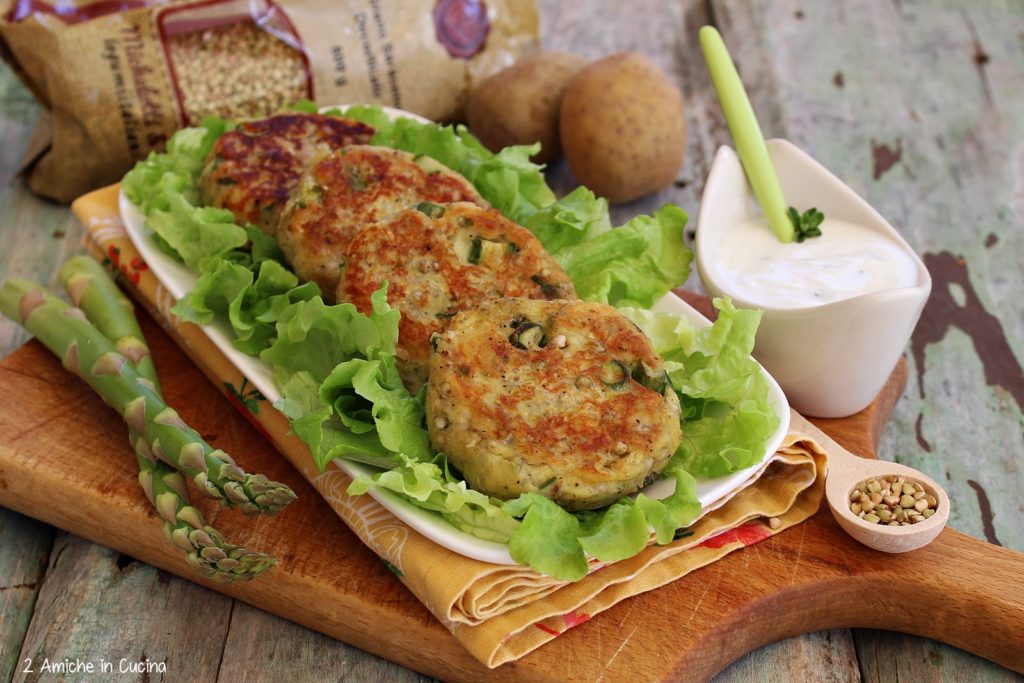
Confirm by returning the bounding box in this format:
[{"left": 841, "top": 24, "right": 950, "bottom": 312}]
[{"left": 826, "top": 449, "right": 950, "bottom": 552}]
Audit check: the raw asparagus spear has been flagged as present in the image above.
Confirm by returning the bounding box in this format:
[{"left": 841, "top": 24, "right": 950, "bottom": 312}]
[
  {"left": 0, "top": 278, "right": 296, "bottom": 515},
  {"left": 59, "top": 256, "right": 276, "bottom": 581}
]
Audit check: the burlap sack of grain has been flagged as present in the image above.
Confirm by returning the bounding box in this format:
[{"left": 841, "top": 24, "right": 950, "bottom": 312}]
[{"left": 0, "top": 0, "right": 538, "bottom": 203}]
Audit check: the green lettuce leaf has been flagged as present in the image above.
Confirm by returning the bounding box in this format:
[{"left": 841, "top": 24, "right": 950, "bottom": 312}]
[
  {"left": 347, "top": 454, "right": 520, "bottom": 543},
  {"left": 622, "top": 299, "right": 779, "bottom": 477},
  {"left": 171, "top": 228, "right": 319, "bottom": 355},
  {"left": 261, "top": 287, "right": 399, "bottom": 384},
  {"left": 276, "top": 369, "right": 407, "bottom": 471},
  {"left": 351, "top": 451, "right": 701, "bottom": 581},
  {"left": 145, "top": 193, "right": 247, "bottom": 269},
  {"left": 171, "top": 254, "right": 253, "bottom": 326},
  {"left": 266, "top": 286, "right": 430, "bottom": 470},
  {"left": 522, "top": 188, "right": 691, "bottom": 307},
  {"left": 123, "top": 118, "right": 246, "bottom": 268},
  {"left": 122, "top": 119, "right": 229, "bottom": 211},
  {"left": 633, "top": 458, "right": 702, "bottom": 543},
  {"left": 577, "top": 500, "right": 650, "bottom": 563},
  {"left": 522, "top": 186, "right": 612, "bottom": 254},
  {"left": 500, "top": 454, "right": 700, "bottom": 580},
  {"left": 228, "top": 262, "right": 320, "bottom": 355},
  {"left": 504, "top": 494, "right": 589, "bottom": 580},
  {"left": 320, "top": 357, "right": 431, "bottom": 459},
  {"left": 559, "top": 204, "right": 691, "bottom": 307},
  {"left": 337, "top": 105, "right": 555, "bottom": 223}
]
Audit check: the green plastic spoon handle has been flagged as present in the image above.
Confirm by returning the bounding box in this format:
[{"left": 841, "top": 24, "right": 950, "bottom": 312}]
[{"left": 700, "top": 26, "right": 794, "bottom": 243}]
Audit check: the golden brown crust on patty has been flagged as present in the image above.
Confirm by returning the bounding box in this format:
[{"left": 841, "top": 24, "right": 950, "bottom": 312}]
[
  {"left": 198, "top": 113, "right": 375, "bottom": 234},
  {"left": 276, "top": 146, "right": 485, "bottom": 300},
  {"left": 339, "top": 202, "right": 575, "bottom": 391},
  {"left": 427, "top": 298, "right": 681, "bottom": 511}
]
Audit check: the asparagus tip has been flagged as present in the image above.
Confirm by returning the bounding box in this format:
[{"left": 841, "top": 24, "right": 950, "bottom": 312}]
[{"left": 176, "top": 524, "right": 277, "bottom": 582}]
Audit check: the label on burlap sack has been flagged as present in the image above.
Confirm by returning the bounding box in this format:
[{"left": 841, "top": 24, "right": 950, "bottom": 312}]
[
  {"left": 0, "top": 0, "right": 538, "bottom": 202},
  {"left": 1, "top": 5, "right": 181, "bottom": 200}
]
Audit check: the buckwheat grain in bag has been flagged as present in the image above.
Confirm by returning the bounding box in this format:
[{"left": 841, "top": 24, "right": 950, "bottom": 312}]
[{"left": 0, "top": 0, "right": 539, "bottom": 202}]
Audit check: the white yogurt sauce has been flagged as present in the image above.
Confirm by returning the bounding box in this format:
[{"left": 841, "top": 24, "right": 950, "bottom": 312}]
[{"left": 711, "top": 217, "right": 919, "bottom": 308}]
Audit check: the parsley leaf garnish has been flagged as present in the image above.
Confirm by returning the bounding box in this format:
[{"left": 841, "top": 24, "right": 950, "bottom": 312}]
[{"left": 787, "top": 206, "right": 824, "bottom": 242}]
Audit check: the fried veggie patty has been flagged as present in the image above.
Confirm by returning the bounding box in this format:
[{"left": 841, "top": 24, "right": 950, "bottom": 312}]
[
  {"left": 198, "top": 113, "right": 375, "bottom": 234},
  {"left": 427, "top": 298, "right": 682, "bottom": 511},
  {"left": 276, "top": 145, "right": 485, "bottom": 300},
  {"left": 339, "top": 202, "right": 576, "bottom": 391}
]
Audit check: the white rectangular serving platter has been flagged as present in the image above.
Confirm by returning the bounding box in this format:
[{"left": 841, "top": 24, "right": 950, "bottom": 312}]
[{"left": 118, "top": 109, "right": 789, "bottom": 566}]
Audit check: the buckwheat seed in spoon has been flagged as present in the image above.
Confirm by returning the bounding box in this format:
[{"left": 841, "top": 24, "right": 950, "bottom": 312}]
[{"left": 849, "top": 475, "right": 938, "bottom": 526}]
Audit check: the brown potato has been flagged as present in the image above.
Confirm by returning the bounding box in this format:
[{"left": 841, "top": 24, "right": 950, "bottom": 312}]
[
  {"left": 467, "top": 52, "right": 587, "bottom": 163},
  {"left": 560, "top": 52, "right": 686, "bottom": 204}
]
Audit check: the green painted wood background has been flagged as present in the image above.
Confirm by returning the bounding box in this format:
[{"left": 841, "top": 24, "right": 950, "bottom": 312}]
[{"left": 1, "top": 1, "right": 1021, "bottom": 680}]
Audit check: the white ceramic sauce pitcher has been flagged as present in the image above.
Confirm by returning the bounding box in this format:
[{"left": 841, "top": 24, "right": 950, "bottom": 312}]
[{"left": 696, "top": 140, "right": 931, "bottom": 418}]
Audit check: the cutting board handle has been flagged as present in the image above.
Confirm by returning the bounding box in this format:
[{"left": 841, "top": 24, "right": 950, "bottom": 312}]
[
  {"left": 708, "top": 523, "right": 1024, "bottom": 678},
  {"left": 862, "top": 528, "right": 1024, "bottom": 670}
]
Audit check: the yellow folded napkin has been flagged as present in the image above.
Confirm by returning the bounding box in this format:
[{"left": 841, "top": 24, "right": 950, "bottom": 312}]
[{"left": 72, "top": 185, "right": 830, "bottom": 668}]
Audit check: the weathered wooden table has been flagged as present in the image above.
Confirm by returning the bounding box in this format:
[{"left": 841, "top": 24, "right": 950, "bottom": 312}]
[{"left": 2, "top": 1, "right": 1021, "bottom": 680}]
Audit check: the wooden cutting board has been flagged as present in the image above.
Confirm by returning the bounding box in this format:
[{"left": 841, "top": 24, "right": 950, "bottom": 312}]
[{"left": 0, "top": 304, "right": 1021, "bottom": 682}]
